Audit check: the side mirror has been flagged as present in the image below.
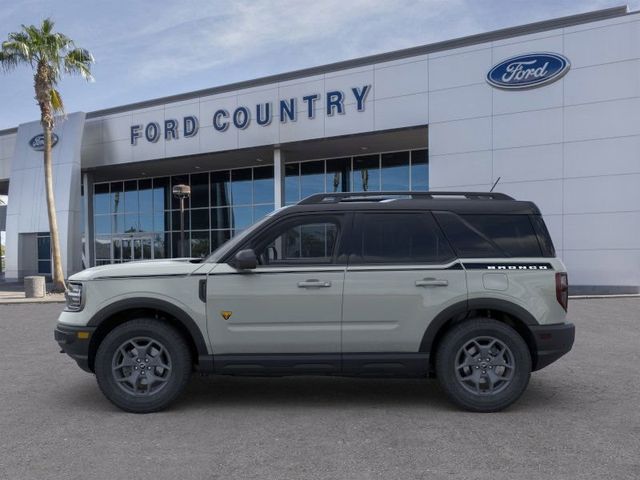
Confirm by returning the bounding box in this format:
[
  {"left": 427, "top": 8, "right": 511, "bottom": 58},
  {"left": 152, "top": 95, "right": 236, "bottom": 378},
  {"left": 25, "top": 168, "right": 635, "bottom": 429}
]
[{"left": 234, "top": 249, "right": 257, "bottom": 270}]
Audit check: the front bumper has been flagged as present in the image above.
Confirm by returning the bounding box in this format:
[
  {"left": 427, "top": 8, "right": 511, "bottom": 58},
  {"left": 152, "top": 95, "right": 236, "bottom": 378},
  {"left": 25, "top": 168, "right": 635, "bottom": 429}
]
[
  {"left": 530, "top": 322, "right": 575, "bottom": 371},
  {"left": 54, "top": 324, "right": 96, "bottom": 373}
]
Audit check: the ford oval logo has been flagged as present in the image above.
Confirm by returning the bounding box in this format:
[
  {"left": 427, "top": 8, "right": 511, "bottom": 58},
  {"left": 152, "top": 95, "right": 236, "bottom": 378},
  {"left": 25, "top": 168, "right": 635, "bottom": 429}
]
[
  {"left": 487, "top": 53, "right": 570, "bottom": 90},
  {"left": 29, "top": 133, "right": 59, "bottom": 151}
]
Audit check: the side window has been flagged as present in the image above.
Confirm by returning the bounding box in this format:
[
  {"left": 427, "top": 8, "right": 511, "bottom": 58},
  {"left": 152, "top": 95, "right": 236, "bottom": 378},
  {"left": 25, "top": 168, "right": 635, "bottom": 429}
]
[
  {"left": 254, "top": 216, "right": 341, "bottom": 266},
  {"left": 434, "top": 212, "right": 543, "bottom": 258},
  {"left": 352, "top": 212, "right": 454, "bottom": 264}
]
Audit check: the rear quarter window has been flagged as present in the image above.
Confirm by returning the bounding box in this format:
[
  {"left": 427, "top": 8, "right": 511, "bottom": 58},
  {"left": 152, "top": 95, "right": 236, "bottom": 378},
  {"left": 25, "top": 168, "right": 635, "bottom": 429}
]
[{"left": 434, "top": 212, "right": 548, "bottom": 258}]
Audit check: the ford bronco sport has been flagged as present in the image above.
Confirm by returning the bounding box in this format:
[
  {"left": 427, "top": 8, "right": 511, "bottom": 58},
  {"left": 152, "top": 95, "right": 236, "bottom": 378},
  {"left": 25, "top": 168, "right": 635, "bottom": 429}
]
[{"left": 55, "top": 191, "right": 574, "bottom": 413}]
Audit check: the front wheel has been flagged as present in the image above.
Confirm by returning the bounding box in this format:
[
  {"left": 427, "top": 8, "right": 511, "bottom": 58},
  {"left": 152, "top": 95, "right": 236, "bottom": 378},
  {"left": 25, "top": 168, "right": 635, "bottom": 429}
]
[
  {"left": 95, "top": 319, "right": 192, "bottom": 413},
  {"left": 436, "top": 318, "right": 531, "bottom": 412}
]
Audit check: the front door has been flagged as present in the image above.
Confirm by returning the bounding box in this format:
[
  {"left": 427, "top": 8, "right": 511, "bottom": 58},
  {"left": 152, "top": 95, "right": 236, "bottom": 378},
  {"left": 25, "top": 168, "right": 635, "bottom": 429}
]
[
  {"left": 113, "top": 235, "right": 154, "bottom": 262},
  {"left": 341, "top": 211, "right": 468, "bottom": 353},
  {"left": 206, "top": 213, "right": 349, "bottom": 355}
]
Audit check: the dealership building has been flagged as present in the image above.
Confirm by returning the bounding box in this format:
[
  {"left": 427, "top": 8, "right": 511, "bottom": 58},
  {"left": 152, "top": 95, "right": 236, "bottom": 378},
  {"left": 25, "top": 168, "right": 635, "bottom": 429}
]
[{"left": 0, "top": 5, "right": 639, "bottom": 293}]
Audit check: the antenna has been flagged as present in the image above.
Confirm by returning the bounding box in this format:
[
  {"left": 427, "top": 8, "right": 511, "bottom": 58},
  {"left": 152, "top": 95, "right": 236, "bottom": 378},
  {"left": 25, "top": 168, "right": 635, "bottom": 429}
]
[{"left": 490, "top": 176, "right": 501, "bottom": 193}]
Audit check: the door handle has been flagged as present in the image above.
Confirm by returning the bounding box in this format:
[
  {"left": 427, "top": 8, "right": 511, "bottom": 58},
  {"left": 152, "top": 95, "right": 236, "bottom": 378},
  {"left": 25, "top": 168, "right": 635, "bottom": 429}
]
[
  {"left": 297, "top": 279, "right": 332, "bottom": 288},
  {"left": 415, "top": 278, "right": 449, "bottom": 287}
]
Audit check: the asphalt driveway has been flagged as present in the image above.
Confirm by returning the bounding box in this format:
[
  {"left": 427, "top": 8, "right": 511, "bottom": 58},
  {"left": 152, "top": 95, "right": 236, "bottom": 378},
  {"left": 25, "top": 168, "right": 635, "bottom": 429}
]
[{"left": 0, "top": 298, "right": 638, "bottom": 480}]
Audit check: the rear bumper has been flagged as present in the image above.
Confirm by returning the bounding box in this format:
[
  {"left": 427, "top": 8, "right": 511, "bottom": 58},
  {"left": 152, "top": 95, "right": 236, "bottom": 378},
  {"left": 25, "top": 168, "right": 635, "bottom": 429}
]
[
  {"left": 530, "top": 322, "right": 575, "bottom": 371},
  {"left": 54, "top": 324, "right": 96, "bottom": 373}
]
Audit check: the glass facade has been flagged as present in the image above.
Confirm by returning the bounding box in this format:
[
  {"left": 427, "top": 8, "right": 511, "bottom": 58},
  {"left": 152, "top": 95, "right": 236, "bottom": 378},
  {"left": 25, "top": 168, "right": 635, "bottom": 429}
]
[
  {"left": 92, "top": 149, "right": 427, "bottom": 264},
  {"left": 284, "top": 149, "right": 429, "bottom": 204},
  {"left": 93, "top": 166, "right": 274, "bottom": 265}
]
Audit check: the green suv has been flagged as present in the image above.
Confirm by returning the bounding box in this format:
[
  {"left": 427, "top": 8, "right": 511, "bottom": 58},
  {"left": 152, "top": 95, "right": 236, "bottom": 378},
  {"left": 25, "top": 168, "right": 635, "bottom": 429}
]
[{"left": 55, "top": 191, "right": 574, "bottom": 413}]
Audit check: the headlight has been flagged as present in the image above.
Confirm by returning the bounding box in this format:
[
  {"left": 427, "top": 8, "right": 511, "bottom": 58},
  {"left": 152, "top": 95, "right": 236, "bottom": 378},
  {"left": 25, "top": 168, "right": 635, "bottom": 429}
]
[{"left": 65, "top": 282, "right": 84, "bottom": 312}]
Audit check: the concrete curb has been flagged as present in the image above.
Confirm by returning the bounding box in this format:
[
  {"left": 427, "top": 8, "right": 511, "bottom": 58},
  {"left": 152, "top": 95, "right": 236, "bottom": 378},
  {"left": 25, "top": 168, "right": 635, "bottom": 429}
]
[{"left": 0, "top": 294, "right": 66, "bottom": 305}]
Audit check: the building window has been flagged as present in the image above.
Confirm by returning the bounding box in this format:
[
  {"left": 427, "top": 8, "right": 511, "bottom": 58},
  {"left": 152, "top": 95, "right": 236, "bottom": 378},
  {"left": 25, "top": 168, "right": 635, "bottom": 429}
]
[
  {"left": 37, "top": 232, "right": 51, "bottom": 275},
  {"left": 93, "top": 164, "right": 275, "bottom": 264}
]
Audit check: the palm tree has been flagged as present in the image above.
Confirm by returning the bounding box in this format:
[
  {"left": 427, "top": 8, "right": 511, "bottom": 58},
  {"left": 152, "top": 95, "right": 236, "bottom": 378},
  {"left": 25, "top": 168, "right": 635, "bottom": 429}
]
[{"left": 0, "top": 18, "right": 93, "bottom": 292}]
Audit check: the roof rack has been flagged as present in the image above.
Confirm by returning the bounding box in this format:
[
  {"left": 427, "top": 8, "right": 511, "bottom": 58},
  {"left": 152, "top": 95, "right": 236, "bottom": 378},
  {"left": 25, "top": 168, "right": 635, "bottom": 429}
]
[{"left": 297, "top": 191, "right": 514, "bottom": 205}]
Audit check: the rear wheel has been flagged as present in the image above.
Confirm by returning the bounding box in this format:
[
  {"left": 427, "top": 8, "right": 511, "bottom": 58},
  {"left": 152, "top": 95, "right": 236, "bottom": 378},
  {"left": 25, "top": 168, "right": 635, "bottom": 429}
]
[
  {"left": 95, "top": 319, "right": 192, "bottom": 413},
  {"left": 436, "top": 318, "right": 531, "bottom": 412}
]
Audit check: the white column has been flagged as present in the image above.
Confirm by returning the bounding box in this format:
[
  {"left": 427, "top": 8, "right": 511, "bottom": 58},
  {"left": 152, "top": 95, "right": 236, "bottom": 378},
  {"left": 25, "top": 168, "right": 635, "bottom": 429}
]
[{"left": 274, "top": 148, "right": 286, "bottom": 208}]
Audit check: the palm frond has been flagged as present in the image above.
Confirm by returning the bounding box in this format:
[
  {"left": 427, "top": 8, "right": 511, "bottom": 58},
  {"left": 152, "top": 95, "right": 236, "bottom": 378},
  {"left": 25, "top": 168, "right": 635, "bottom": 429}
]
[
  {"left": 50, "top": 88, "right": 64, "bottom": 113},
  {"left": 64, "top": 47, "right": 94, "bottom": 81}
]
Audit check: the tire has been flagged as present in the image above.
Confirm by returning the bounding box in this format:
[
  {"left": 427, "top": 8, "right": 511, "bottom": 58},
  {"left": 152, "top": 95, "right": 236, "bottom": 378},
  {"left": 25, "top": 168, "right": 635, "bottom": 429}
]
[
  {"left": 95, "top": 319, "right": 192, "bottom": 413},
  {"left": 435, "top": 318, "right": 531, "bottom": 412}
]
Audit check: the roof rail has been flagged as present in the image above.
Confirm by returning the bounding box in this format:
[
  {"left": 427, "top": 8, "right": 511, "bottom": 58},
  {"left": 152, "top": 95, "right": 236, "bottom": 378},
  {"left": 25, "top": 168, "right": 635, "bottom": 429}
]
[{"left": 297, "top": 191, "right": 514, "bottom": 205}]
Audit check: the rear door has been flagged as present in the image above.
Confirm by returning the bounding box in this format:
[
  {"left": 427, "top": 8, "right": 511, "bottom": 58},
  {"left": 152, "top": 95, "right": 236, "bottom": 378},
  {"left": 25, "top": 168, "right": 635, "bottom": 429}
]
[{"left": 341, "top": 211, "right": 467, "bottom": 353}]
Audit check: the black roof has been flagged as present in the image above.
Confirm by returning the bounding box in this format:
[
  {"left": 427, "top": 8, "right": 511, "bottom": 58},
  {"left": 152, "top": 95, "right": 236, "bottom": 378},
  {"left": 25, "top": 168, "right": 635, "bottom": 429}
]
[{"left": 281, "top": 191, "right": 541, "bottom": 216}]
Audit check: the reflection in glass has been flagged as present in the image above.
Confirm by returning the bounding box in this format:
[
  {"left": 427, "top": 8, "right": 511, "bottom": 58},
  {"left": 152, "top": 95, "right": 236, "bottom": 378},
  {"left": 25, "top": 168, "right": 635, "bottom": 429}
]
[
  {"left": 253, "top": 166, "right": 274, "bottom": 204},
  {"left": 253, "top": 204, "right": 274, "bottom": 221},
  {"left": 381, "top": 151, "right": 410, "bottom": 191},
  {"left": 411, "top": 149, "right": 429, "bottom": 190},
  {"left": 172, "top": 231, "right": 189, "bottom": 258},
  {"left": 153, "top": 212, "right": 168, "bottom": 231},
  {"left": 285, "top": 163, "right": 300, "bottom": 204},
  {"left": 190, "top": 231, "right": 210, "bottom": 258},
  {"left": 37, "top": 236, "right": 51, "bottom": 259},
  {"left": 326, "top": 158, "right": 350, "bottom": 192},
  {"left": 139, "top": 213, "right": 153, "bottom": 232},
  {"left": 111, "top": 182, "right": 123, "bottom": 214},
  {"left": 124, "top": 180, "right": 138, "bottom": 212},
  {"left": 154, "top": 234, "right": 168, "bottom": 259},
  {"left": 95, "top": 237, "right": 111, "bottom": 259},
  {"left": 231, "top": 169, "right": 252, "bottom": 206},
  {"left": 232, "top": 205, "right": 253, "bottom": 230},
  {"left": 191, "top": 208, "right": 209, "bottom": 230},
  {"left": 300, "top": 161, "right": 325, "bottom": 199},
  {"left": 211, "top": 230, "right": 232, "bottom": 250},
  {"left": 94, "top": 183, "right": 110, "bottom": 214},
  {"left": 211, "top": 171, "right": 230, "bottom": 208},
  {"left": 211, "top": 208, "right": 231, "bottom": 230},
  {"left": 190, "top": 172, "right": 209, "bottom": 208},
  {"left": 353, "top": 155, "right": 380, "bottom": 191},
  {"left": 171, "top": 210, "right": 190, "bottom": 231},
  {"left": 95, "top": 215, "right": 111, "bottom": 235},
  {"left": 153, "top": 177, "right": 170, "bottom": 211},
  {"left": 124, "top": 213, "right": 139, "bottom": 233},
  {"left": 138, "top": 179, "right": 153, "bottom": 213}
]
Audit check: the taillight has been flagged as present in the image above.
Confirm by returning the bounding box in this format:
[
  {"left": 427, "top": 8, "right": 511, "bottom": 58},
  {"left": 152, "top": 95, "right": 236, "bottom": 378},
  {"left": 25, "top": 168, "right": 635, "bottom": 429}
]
[{"left": 556, "top": 272, "right": 568, "bottom": 311}]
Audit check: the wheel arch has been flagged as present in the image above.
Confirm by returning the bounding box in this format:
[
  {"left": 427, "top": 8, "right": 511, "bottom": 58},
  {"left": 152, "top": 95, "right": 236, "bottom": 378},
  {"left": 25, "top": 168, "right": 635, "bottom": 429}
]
[
  {"left": 421, "top": 298, "right": 539, "bottom": 372},
  {"left": 87, "top": 298, "right": 208, "bottom": 372}
]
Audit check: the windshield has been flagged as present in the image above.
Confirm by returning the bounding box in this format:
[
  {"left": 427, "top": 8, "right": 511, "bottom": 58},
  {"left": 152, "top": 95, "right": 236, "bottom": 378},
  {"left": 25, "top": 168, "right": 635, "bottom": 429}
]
[{"left": 204, "top": 207, "right": 287, "bottom": 263}]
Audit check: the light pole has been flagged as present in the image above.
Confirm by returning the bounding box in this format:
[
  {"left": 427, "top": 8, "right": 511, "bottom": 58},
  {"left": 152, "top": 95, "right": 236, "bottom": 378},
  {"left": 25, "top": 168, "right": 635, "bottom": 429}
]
[{"left": 172, "top": 184, "right": 191, "bottom": 257}]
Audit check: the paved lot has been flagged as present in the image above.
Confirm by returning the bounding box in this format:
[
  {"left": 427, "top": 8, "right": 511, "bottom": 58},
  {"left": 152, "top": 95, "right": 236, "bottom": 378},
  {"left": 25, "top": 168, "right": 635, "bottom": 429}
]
[{"left": 0, "top": 299, "right": 638, "bottom": 480}]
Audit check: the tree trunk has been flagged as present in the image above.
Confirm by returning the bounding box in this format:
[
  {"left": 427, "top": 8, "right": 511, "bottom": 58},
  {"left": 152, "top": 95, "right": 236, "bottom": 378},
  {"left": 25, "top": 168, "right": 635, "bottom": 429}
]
[{"left": 43, "top": 126, "right": 66, "bottom": 293}]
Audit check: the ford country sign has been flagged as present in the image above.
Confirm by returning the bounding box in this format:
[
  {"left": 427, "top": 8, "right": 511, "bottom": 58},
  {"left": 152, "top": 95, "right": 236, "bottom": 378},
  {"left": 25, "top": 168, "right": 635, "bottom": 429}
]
[
  {"left": 487, "top": 53, "right": 570, "bottom": 90},
  {"left": 29, "top": 133, "right": 59, "bottom": 151}
]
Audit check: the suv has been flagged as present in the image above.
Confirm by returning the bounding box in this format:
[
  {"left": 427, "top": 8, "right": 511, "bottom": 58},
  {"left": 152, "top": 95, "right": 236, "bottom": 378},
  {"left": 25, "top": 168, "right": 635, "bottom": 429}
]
[{"left": 55, "top": 191, "right": 574, "bottom": 413}]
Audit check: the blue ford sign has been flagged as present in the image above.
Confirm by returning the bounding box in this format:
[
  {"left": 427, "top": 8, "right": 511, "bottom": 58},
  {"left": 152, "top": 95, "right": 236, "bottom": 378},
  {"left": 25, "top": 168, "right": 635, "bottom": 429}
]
[
  {"left": 487, "top": 53, "right": 570, "bottom": 90},
  {"left": 29, "top": 133, "right": 59, "bottom": 151}
]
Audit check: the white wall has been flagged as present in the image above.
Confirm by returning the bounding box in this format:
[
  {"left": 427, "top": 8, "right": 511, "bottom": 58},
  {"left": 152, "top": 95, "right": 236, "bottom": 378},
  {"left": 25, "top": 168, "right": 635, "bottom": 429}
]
[
  {"left": 4, "top": 113, "right": 85, "bottom": 280},
  {"left": 427, "top": 12, "right": 640, "bottom": 289}
]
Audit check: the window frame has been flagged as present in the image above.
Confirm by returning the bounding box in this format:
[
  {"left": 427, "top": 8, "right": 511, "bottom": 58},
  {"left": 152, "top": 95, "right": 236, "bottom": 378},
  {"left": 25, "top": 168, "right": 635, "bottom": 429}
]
[
  {"left": 348, "top": 210, "right": 456, "bottom": 266},
  {"left": 229, "top": 212, "right": 351, "bottom": 268}
]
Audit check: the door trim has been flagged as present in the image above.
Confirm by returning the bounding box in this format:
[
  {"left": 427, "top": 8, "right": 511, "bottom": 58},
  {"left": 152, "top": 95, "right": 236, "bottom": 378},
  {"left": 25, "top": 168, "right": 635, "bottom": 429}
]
[{"left": 207, "top": 352, "right": 430, "bottom": 377}]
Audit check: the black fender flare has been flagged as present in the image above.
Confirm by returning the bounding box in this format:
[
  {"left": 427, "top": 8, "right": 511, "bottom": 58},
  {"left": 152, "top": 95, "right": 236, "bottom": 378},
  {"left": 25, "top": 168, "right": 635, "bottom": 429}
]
[
  {"left": 420, "top": 298, "right": 538, "bottom": 353},
  {"left": 87, "top": 297, "right": 209, "bottom": 357}
]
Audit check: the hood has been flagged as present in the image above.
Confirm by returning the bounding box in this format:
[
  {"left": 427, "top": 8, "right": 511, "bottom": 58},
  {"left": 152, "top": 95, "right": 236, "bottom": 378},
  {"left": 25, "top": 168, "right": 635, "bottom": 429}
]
[{"left": 69, "top": 258, "right": 209, "bottom": 281}]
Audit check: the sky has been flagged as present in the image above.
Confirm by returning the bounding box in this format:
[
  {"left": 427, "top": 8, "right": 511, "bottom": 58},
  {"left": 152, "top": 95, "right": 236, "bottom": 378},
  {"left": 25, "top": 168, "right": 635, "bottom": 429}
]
[{"left": 0, "top": 0, "right": 638, "bottom": 131}]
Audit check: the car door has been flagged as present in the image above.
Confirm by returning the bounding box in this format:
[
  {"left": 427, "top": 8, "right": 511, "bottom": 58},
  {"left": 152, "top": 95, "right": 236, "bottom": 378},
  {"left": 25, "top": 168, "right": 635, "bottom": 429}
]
[
  {"left": 206, "top": 212, "right": 349, "bottom": 356},
  {"left": 341, "top": 211, "right": 468, "bottom": 355}
]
